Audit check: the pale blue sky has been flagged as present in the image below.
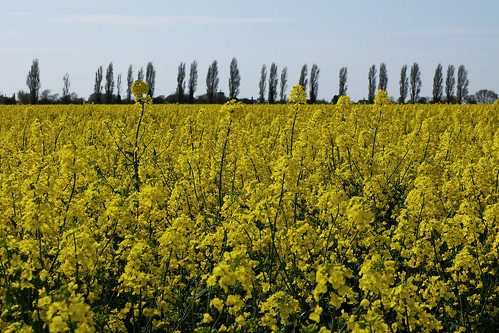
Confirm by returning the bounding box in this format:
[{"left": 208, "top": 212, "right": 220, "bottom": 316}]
[{"left": 1, "top": 0, "right": 498, "bottom": 101}]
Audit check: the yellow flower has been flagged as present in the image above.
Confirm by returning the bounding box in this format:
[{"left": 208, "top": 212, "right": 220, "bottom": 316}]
[
  {"left": 288, "top": 85, "right": 307, "bottom": 104},
  {"left": 49, "top": 315, "right": 68, "bottom": 332},
  {"left": 374, "top": 89, "right": 390, "bottom": 106},
  {"left": 202, "top": 313, "right": 213, "bottom": 323},
  {"left": 336, "top": 95, "right": 352, "bottom": 108},
  {"left": 309, "top": 305, "right": 323, "bottom": 323},
  {"left": 226, "top": 294, "right": 244, "bottom": 314},
  {"left": 221, "top": 99, "right": 244, "bottom": 113},
  {"left": 210, "top": 298, "right": 224, "bottom": 312},
  {"left": 360, "top": 298, "right": 370, "bottom": 309},
  {"left": 131, "top": 80, "right": 149, "bottom": 98}
]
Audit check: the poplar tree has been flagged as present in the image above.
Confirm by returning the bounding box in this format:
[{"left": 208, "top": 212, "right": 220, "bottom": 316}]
[
  {"left": 188, "top": 61, "right": 198, "bottom": 104},
  {"left": 26, "top": 59, "right": 41, "bottom": 104},
  {"left": 176, "top": 62, "right": 186, "bottom": 103},
  {"left": 399, "top": 65, "right": 408, "bottom": 104},
  {"left": 94, "top": 66, "right": 103, "bottom": 103},
  {"left": 456, "top": 65, "right": 469, "bottom": 104},
  {"left": 137, "top": 67, "right": 144, "bottom": 81},
  {"left": 309, "top": 64, "right": 320, "bottom": 103},
  {"left": 298, "top": 64, "right": 308, "bottom": 92},
  {"left": 368, "top": 64, "right": 377, "bottom": 103},
  {"left": 339, "top": 67, "right": 347, "bottom": 96},
  {"left": 105, "top": 62, "right": 114, "bottom": 103},
  {"left": 409, "top": 62, "right": 422, "bottom": 104},
  {"left": 62, "top": 73, "right": 70, "bottom": 104},
  {"left": 229, "top": 57, "right": 241, "bottom": 100},
  {"left": 206, "top": 60, "right": 219, "bottom": 103},
  {"left": 126, "top": 65, "right": 133, "bottom": 102},
  {"left": 445, "top": 65, "right": 455, "bottom": 103},
  {"left": 116, "top": 74, "right": 122, "bottom": 103},
  {"left": 378, "top": 63, "right": 388, "bottom": 92},
  {"left": 432, "top": 64, "right": 443, "bottom": 103},
  {"left": 268, "top": 63, "right": 278, "bottom": 104},
  {"left": 258, "top": 64, "right": 267, "bottom": 103},
  {"left": 279, "top": 67, "right": 288, "bottom": 102},
  {"left": 146, "top": 62, "right": 156, "bottom": 97}
]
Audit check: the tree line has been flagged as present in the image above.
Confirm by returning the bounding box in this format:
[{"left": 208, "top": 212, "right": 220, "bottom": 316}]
[{"left": 1, "top": 58, "right": 498, "bottom": 105}]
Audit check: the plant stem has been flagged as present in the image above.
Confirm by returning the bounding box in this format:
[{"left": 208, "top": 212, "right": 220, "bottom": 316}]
[
  {"left": 133, "top": 102, "right": 145, "bottom": 192},
  {"left": 218, "top": 119, "right": 232, "bottom": 214}
]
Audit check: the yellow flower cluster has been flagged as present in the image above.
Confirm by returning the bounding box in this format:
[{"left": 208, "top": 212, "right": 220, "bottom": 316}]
[
  {"left": 131, "top": 79, "right": 148, "bottom": 97},
  {"left": 1, "top": 92, "right": 499, "bottom": 331},
  {"left": 374, "top": 89, "right": 390, "bottom": 106},
  {"left": 288, "top": 84, "right": 307, "bottom": 104},
  {"left": 131, "top": 80, "right": 151, "bottom": 103}
]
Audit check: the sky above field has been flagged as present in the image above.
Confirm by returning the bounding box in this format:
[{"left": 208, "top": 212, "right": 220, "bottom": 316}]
[{"left": 1, "top": 0, "right": 498, "bottom": 102}]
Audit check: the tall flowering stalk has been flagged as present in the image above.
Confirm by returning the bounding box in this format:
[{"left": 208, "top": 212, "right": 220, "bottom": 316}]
[
  {"left": 216, "top": 100, "right": 241, "bottom": 217},
  {"left": 288, "top": 85, "right": 307, "bottom": 157},
  {"left": 130, "top": 80, "right": 152, "bottom": 192}
]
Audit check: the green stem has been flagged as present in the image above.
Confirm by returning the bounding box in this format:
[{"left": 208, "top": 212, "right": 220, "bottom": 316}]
[
  {"left": 73, "top": 232, "right": 80, "bottom": 288},
  {"left": 370, "top": 108, "right": 382, "bottom": 178},
  {"left": 133, "top": 102, "right": 145, "bottom": 192},
  {"left": 289, "top": 106, "right": 298, "bottom": 156},
  {"left": 218, "top": 119, "right": 232, "bottom": 214}
]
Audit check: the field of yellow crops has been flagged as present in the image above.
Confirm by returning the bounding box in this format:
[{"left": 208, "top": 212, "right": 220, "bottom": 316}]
[{"left": 1, "top": 89, "right": 499, "bottom": 332}]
